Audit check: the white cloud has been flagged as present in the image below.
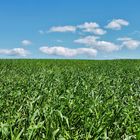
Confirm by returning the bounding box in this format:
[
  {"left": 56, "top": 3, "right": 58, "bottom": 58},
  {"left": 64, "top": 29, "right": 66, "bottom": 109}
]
[
  {"left": 49, "top": 26, "right": 76, "bottom": 33},
  {"left": 78, "top": 22, "right": 106, "bottom": 35},
  {"left": 95, "top": 41, "right": 120, "bottom": 52},
  {"left": 0, "top": 48, "right": 29, "bottom": 56},
  {"left": 78, "top": 22, "right": 99, "bottom": 29},
  {"left": 118, "top": 37, "right": 140, "bottom": 49},
  {"left": 106, "top": 19, "right": 129, "bottom": 30},
  {"left": 92, "top": 28, "right": 106, "bottom": 35},
  {"left": 40, "top": 46, "right": 97, "bottom": 57},
  {"left": 77, "top": 48, "right": 97, "bottom": 57},
  {"left": 74, "top": 36, "right": 120, "bottom": 52},
  {"left": 74, "top": 36, "right": 99, "bottom": 46},
  {"left": 22, "top": 40, "right": 32, "bottom": 46},
  {"left": 40, "top": 46, "right": 76, "bottom": 57}
]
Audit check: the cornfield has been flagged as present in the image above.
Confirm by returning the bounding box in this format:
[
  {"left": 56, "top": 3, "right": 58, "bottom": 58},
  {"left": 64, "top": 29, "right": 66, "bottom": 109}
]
[{"left": 0, "top": 59, "right": 140, "bottom": 140}]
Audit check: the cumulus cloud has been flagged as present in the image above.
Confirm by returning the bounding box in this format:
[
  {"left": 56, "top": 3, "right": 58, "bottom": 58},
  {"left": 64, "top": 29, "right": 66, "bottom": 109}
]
[
  {"left": 74, "top": 36, "right": 99, "bottom": 45},
  {"left": 78, "top": 22, "right": 106, "bottom": 35},
  {"left": 78, "top": 22, "right": 99, "bottom": 29},
  {"left": 106, "top": 19, "right": 129, "bottom": 30},
  {"left": 49, "top": 26, "right": 76, "bottom": 33},
  {"left": 40, "top": 46, "right": 97, "bottom": 57},
  {"left": 74, "top": 36, "right": 119, "bottom": 52},
  {"left": 48, "top": 22, "right": 106, "bottom": 35},
  {"left": 0, "top": 48, "right": 29, "bottom": 56},
  {"left": 22, "top": 40, "right": 32, "bottom": 46},
  {"left": 94, "top": 41, "right": 120, "bottom": 52},
  {"left": 118, "top": 37, "right": 140, "bottom": 49}
]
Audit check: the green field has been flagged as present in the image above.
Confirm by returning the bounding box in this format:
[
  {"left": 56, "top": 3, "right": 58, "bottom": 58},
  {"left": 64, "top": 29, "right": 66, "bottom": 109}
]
[{"left": 0, "top": 59, "right": 140, "bottom": 140}]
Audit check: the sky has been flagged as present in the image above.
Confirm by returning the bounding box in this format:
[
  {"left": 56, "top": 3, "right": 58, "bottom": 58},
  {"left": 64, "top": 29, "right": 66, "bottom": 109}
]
[{"left": 0, "top": 0, "right": 140, "bottom": 59}]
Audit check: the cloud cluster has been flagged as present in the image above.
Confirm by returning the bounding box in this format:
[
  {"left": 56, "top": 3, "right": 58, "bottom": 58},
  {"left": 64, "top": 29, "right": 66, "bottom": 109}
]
[
  {"left": 0, "top": 48, "right": 29, "bottom": 57},
  {"left": 77, "top": 22, "right": 106, "bottom": 35},
  {"left": 48, "top": 22, "right": 106, "bottom": 35},
  {"left": 39, "top": 35, "right": 140, "bottom": 58},
  {"left": 118, "top": 37, "right": 140, "bottom": 49},
  {"left": 106, "top": 19, "right": 129, "bottom": 30},
  {"left": 40, "top": 46, "right": 97, "bottom": 57},
  {"left": 45, "top": 19, "right": 138, "bottom": 58},
  {"left": 74, "top": 36, "right": 120, "bottom": 52},
  {"left": 47, "top": 19, "right": 129, "bottom": 35},
  {"left": 1, "top": 18, "right": 140, "bottom": 58}
]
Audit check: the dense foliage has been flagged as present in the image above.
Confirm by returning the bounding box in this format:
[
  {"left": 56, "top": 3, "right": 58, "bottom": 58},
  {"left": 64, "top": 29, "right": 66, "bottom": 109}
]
[{"left": 0, "top": 59, "right": 140, "bottom": 140}]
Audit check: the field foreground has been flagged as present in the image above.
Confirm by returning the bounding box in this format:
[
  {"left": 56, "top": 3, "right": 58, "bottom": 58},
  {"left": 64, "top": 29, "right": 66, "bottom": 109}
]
[{"left": 0, "top": 59, "right": 140, "bottom": 140}]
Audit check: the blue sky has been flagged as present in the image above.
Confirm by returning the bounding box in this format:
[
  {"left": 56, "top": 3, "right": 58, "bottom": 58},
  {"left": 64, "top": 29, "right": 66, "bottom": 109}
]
[{"left": 0, "top": 0, "right": 140, "bottom": 59}]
